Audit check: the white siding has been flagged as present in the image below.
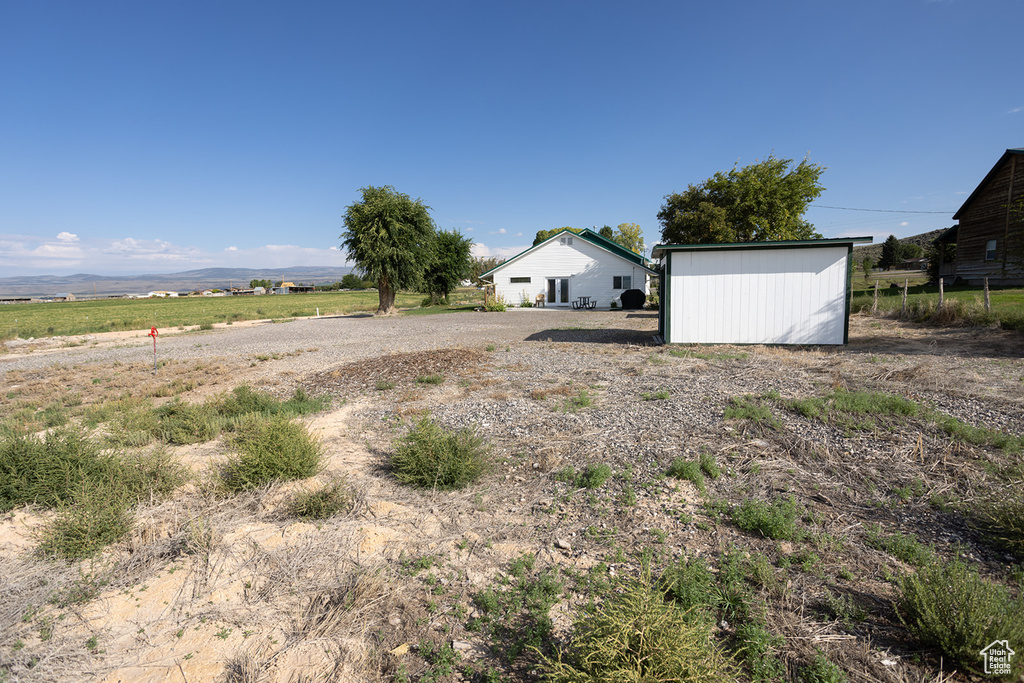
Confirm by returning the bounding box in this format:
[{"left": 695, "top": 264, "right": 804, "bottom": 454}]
[
  {"left": 493, "top": 238, "right": 649, "bottom": 307},
  {"left": 667, "top": 247, "right": 848, "bottom": 345}
]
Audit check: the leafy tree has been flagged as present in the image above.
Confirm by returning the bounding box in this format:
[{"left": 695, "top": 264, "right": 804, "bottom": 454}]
[
  {"left": 341, "top": 185, "right": 437, "bottom": 315},
  {"left": 599, "top": 225, "right": 614, "bottom": 240},
  {"left": 420, "top": 229, "right": 474, "bottom": 305},
  {"left": 879, "top": 235, "right": 903, "bottom": 270},
  {"left": 470, "top": 256, "right": 505, "bottom": 284},
  {"left": 903, "top": 243, "right": 923, "bottom": 259},
  {"left": 249, "top": 279, "right": 272, "bottom": 289},
  {"left": 533, "top": 227, "right": 581, "bottom": 246},
  {"left": 614, "top": 222, "right": 645, "bottom": 255},
  {"left": 927, "top": 242, "right": 956, "bottom": 282},
  {"left": 861, "top": 257, "right": 874, "bottom": 282},
  {"left": 340, "top": 273, "right": 365, "bottom": 289},
  {"left": 657, "top": 154, "right": 825, "bottom": 244}
]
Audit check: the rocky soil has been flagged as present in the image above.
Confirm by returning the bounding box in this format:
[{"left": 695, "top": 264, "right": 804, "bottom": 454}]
[{"left": 1, "top": 310, "right": 1022, "bottom": 682}]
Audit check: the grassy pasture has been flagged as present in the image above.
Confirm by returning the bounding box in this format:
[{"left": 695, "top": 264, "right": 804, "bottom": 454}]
[
  {"left": 0, "top": 288, "right": 484, "bottom": 341},
  {"left": 850, "top": 271, "right": 1024, "bottom": 331}
]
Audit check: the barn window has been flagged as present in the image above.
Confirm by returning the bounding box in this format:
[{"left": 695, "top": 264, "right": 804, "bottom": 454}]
[
  {"left": 510, "top": 276, "right": 531, "bottom": 284},
  {"left": 559, "top": 236, "right": 573, "bottom": 246},
  {"left": 613, "top": 275, "right": 631, "bottom": 289},
  {"left": 985, "top": 240, "right": 997, "bottom": 261}
]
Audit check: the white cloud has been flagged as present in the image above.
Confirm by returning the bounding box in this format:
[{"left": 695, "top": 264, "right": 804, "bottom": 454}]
[
  {"left": 471, "top": 242, "right": 527, "bottom": 260},
  {"left": 900, "top": 221, "right": 909, "bottom": 227},
  {"left": 1009, "top": 106, "right": 1024, "bottom": 114},
  {"left": 56, "top": 232, "right": 79, "bottom": 243},
  {"left": 515, "top": 232, "right": 523, "bottom": 237},
  {"left": 226, "top": 246, "right": 238, "bottom": 251},
  {"left": 498, "top": 228, "right": 507, "bottom": 234}
]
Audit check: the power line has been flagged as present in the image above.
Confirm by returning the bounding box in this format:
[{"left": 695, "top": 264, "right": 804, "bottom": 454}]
[{"left": 812, "top": 205, "right": 951, "bottom": 214}]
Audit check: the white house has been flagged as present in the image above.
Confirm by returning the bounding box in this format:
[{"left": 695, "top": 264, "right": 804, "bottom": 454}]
[
  {"left": 652, "top": 237, "right": 872, "bottom": 345},
  {"left": 481, "top": 229, "right": 656, "bottom": 308}
]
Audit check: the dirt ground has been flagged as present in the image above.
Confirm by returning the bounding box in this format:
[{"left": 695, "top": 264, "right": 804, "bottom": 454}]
[{"left": 1, "top": 312, "right": 1022, "bottom": 682}]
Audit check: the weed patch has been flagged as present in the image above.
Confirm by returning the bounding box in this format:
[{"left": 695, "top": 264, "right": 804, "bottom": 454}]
[
  {"left": 898, "top": 555, "right": 1024, "bottom": 676},
  {"left": 390, "top": 418, "right": 489, "bottom": 490},
  {"left": 288, "top": 478, "right": 356, "bottom": 519},
  {"left": 221, "top": 416, "right": 323, "bottom": 492},
  {"left": 731, "top": 495, "right": 804, "bottom": 541}
]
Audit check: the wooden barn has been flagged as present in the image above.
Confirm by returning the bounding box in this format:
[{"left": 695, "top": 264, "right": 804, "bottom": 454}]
[
  {"left": 652, "top": 237, "right": 871, "bottom": 346},
  {"left": 936, "top": 148, "right": 1024, "bottom": 286}
]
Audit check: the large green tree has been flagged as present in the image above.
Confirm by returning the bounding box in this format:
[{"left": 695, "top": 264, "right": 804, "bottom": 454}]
[
  {"left": 420, "top": 229, "right": 474, "bottom": 305},
  {"left": 340, "top": 185, "right": 436, "bottom": 315},
  {"left": 470, "top": 255, "right": 505, "bottom": 284},
  {"left": 878, "top": 235, "right": 903, "bottom": 269},
  {"left": 657, "top": 154, "right": 825, "bottom": 245},
  {"left": 613, "top": 223, "right": 645, "bottom": 255}
]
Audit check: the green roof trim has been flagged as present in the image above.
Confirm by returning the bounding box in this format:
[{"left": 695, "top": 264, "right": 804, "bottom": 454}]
[
  {"left": 480, "top": 228, "right": 654, "bottom": 280},
  {"left": 651, "top": 236, "right": 872, "bottom": 259}
]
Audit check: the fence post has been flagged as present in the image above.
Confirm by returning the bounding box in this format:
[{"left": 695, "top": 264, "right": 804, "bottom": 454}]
[
  {"left": 984, "top": 278, "right": 991, "bottom": 312},
  {"left": 872, "top": 282, "right": 879, "bottom": 314},
  {"left": 901, "top": 279, "right": 908, "bottom": 317},
  {"left": 938, "top": 278, "right": 944, "bottom": 308}
]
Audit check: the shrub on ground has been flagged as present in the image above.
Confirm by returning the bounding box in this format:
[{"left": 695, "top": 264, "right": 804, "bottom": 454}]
[
  {"left": 155, "top": 400, "right": 222, "bottom": 444},
  {"left": 667, "top": 458, "right": 706, "bottom": 493},
  {"left": 37, "top": 483, "right": 132, "bottom": 560},
  {"left": 659, "top": 555, "right": 720, "bottom": 617},
  {"left": 898, "top": 555, "right": 1024, "bottom": 676},
  {"left": 970, "top": 494, "right": 1024, "bottom": 556},
  {"left": 288, "top": 478, "right": 355, "bottom": 519},
  {"left": 732, "top": 495, "right": 803, "bottom": 541},
  {"left": 221, "top": 415, "right": 323, "bottom": 492},
  {"left": 540, "top": 577, "right": 736, "bottom": 682},
  {"left": 390, "top": 418, "right": 488, "bottom": 490},
  {"left": 864, "top": 524, "right": 936, "bottom": 567}
]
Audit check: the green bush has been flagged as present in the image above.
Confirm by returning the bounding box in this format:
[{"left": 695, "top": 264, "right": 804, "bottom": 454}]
[
  {"left": 155, "top": 400, "right": 222, "bottom": 445},
  {"left": 733, "top": 621, "right": 784, "bottom": 682},
  {"left": 37, "top": 484, "right": 132, "bottom": 560},
  {"left": 288, "top": 479, "right": 355, "bottom": 519},
  {"left": 390, "top": 418, "right": 489, "bottom": 490},
  {"left": 0, "top": 428, "right": 118, "bottom": 511},
  {"left": 724, "top": 395, "right": 779, "bottom": 429},
  {"left": 576, "top": 463, "right": 612, "bottom": 489},
  {"left": 667, "top": 458, "right": 706, "bottom": 493},
  {"left": 799, "top": 650, "right": 848, "bottom": 683},
  {"left": 732, "top": 495, "right": 803, "bottom": 541},
  {"left": 221, "top": 415, "right": 323, "bottom": 492},
  {"left": 864, "top": 524, "right": 936, "bottom": 567},
  {"left": 970, "top": 495, "right": 1024, "bottom": 555},
  {"left": 898, "top": 555, "right": 1024, "bottom": 676},
  {"left": 659, "top": 555, "right": 720, "bottom": 617},
  {"left": 540, "top": 577, "right": 736, "bottom": 682}
]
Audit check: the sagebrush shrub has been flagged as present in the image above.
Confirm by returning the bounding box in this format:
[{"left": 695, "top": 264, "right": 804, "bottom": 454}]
[
  {"left": 390, "top": 418, "right": 488, "bottom": 490},
  {"left": 289, "top": 479, "right": 355, "bottom": 519},
  {"left": 221, "top": 415, "right": 323, "bottom": 492},
  {"left": 732, "top": 495, "right": 803, "bottom": 540},
  {"left": 898, "top": 555, "right": 1024, "bottom": 676},
  {"left": 540, "top": 577, "right": 736, "bottom": 682}
]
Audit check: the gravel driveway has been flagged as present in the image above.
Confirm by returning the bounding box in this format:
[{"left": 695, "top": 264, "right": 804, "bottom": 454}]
[{"left": 0, "top": 309, "right": 660, "bottom": 377}]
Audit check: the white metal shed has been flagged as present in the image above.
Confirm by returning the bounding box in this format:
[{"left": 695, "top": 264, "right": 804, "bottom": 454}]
[{"left": 652, "top": 237, "right": 872, "bottom": 345}]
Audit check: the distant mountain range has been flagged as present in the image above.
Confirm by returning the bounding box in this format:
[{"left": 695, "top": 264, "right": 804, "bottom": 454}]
[{"left": 0, "top": 266, "right": 354, "bottom": 298}]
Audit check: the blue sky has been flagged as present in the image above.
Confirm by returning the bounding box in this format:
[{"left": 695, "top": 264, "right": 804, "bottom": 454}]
[{"left": 1, "top": 0, "right": 1021, "bottom": 276}]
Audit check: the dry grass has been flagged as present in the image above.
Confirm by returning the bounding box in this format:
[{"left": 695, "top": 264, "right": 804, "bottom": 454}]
[{"left": 2, "top": 316, "right": 1023, "bottom": 682}]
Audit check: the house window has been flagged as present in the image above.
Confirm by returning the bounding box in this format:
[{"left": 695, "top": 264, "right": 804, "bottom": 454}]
[
  {"left": 985, "top": 240, "right": 997, "bottom": 261},
  {"left": 559, "top": 236, "right": 573, "bottom": 246},
  {"left": 510, "top": 276, "right": 531, "bottom": 284},
  {"left": 613, "top": 275, "right": 631, "bottom": 289}
]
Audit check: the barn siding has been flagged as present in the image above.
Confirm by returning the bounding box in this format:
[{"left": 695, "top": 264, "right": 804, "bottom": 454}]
[
  {"left": 953, "top": 151, "right": 1024, "bottom": 285},
  {"left": 667, "top": 246, "right": 849, "bottom": 345},
  {"left": 492, "top": 238, "right": 649, "bottom": 306}
]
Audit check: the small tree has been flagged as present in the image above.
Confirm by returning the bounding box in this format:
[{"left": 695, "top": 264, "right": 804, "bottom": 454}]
[
  {"left": 420, "top": 229, "right": 473, "bottom": 305},
  {"left": 533, "top": 227, "right": 581, "bottom": 246},
  {"left": 599, "top": 225, "right": 615, "bottom": 240},
  {"left": 341, "top": 186, "right": 437, "bottom": 315},
  {"left": 861, "top": 257, "right": 873, "bottom": 282},
  {"left": 470, "top": 256, "right": 505, "bottom": 285}
]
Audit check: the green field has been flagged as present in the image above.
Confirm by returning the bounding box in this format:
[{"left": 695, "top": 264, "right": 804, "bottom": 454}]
[
  {"left": 850, "top": 270, "right": 1024, "bottom": 331},
  {"left": 0, "top": 288, "right": 485, "bottom": 341}
]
